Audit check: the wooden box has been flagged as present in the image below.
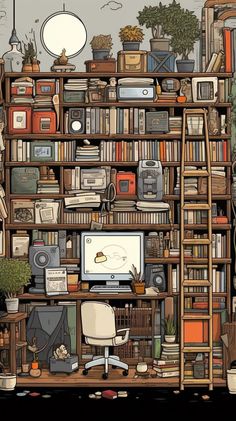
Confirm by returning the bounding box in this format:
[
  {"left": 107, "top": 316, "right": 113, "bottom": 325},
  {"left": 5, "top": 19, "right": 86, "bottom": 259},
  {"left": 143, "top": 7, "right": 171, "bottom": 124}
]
[
  {"left": 198, "top": 176, "right": 227, "bottom": 195},
  {"left": 85, "top": 59, "right": 116, "bottom": 73},
  {"left": 117, "top": 51, "right": 147, "bottom": 73}
]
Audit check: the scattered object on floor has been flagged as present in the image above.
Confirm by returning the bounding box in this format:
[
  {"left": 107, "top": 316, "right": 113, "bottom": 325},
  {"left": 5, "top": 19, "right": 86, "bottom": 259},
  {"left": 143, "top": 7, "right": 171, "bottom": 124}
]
[
  {"left": 194, "top": 392, "right": 199, "bottom": 396},
  {"left": 16, "top": 392, "right": 27, "bottom": 397},
  {"left": 102, "top": 389, "right": 118, "bottom": 400},
  {"left": 201, "top": 394, "right": 210, "bottom": 401},
  {"left": 118, "top": 390, "right": 128, "bottom": 398},
  {"left": 78, "top": 395, "right": 82, "bottom": 399},
  {"left": 95, "top": 391, "right": 102, "bottom": 397},
  {"left": 29, "top": 392, "right": 41, "bottom": 397},
  {"left": 173, "top": 390, "right": 180, "bottom": 395},
  {"left": 42, "top": 394, "right": 51, "bottom": 399},
  {"left": 89, "top": 393, "right": 96, "bottom": 399}
]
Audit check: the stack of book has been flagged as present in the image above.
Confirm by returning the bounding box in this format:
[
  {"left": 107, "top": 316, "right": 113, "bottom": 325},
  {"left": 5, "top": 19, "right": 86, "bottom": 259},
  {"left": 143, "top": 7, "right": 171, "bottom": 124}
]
[
  {"left": 64, "top": 79, "right": 88, "bottom": 91},
  {"left": 157, "top": 92, "right": 177, "bottom": 103},
  {"left": 213, "top": 345, "right": 223, "bottom": 378},
  {"left": 11, "top": 96, "right": 34, "bottom": 104},
  {"left": 75, "top": 145, "right": 100, "bottom": 161},
  {"left": 161, "top": 342, "right": 180, "bottom": 361},
  {"left": 34, "top": 96, "right": 53, "bottom": 107},
  {"left": 136, "top": 201, "right": 170, "bottom": 213},
  {"left": 64, "top": 192, "right": 101, "bottom": 209},
  {"left": 11, "top": 77, "right": 34, "bottom": 103},
  {"left": 153, "top": 358, "right": 179, "bottom": 378},
  {"left": 111, "top": 200, "right": 136, "bottom": 212},
  {"left": 169, "top": 117, "right": 182, "bottom": 134}
]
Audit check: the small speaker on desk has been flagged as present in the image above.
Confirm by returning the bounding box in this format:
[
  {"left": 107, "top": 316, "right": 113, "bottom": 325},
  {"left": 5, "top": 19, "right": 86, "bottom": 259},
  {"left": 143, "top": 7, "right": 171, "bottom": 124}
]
[{"left": 145, "top": 264, "right": 166, "bottom": 292}]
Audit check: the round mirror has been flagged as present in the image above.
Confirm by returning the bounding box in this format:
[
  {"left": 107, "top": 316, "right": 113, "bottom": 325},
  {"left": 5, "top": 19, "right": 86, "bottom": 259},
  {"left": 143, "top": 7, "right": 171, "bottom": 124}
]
[{"left": 40, "top": 11, "right": 87, "bottom": 58}]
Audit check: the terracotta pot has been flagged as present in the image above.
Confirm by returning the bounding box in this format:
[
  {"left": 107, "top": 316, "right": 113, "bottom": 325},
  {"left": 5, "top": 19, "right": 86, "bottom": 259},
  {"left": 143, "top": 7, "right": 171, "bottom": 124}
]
[
  {"left": 32, "top": 62, "right": 40, "bottom": 72},
  {"left": 133, "top": 282, "right": 145, "bottom": 295},
  {"left": 22, "top": 63, "right": 33, "bottom": 72}
]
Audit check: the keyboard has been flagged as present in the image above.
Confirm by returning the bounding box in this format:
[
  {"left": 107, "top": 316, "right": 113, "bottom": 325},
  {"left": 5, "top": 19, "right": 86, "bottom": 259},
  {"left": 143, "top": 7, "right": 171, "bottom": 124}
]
[{"left": 90, "top": 285, "right": 132, "bottom": 293}]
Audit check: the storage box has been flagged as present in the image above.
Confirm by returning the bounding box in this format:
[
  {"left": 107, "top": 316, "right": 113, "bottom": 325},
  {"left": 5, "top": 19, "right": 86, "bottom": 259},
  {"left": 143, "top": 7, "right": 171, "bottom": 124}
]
[
  {"left": 11, "top": 86, "right": 33, "bottom": 96},
  {"left": 198, "top": 176, "right": 227, "bottom": 195},
  {"left": 32, "top": 110, "right": 57, "bottom": 134},
  {"left": 36, "top": 80, "right": 56, "bottom": 96},
  {"left": 63, "top": 91, "right": 86, "bottom": 103},
  {"left": 85, "top": 59, "right": 116, "bottom": 73},
  {"left": 148, "top": 51, "right": 176, "bottom": 73},
  {"left": 49, "top": 355, "right": 79, "bottom": 374},
  {"left": 8, "top": 106, "right": 32, "bottom": 134},
  {"left": 117, "top": 51, "right": 147, "bottom": 73}
]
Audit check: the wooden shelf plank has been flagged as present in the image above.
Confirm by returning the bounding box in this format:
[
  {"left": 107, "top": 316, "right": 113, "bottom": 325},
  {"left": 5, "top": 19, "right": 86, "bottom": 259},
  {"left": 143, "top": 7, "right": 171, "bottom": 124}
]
[
  {"left": 17, "top": 292, "right": 169, "bottom": 300},
  {"left": 5, "top": 134, "right": 231, "bottom": 140},
  {"left": 5, "top": 72, "right": 233, "bottom": 78},
  {"left": 0, "top": 341, "right": 27, "bottom": 350},
  {"left": 4, "top": 101, "right": 232, "bottom": 108},
  {"left": 0, "top": 313, "right": 27, "bottom": 323},
  {"left": 5, "top": 161, "right": 232, "bottom": 167}
]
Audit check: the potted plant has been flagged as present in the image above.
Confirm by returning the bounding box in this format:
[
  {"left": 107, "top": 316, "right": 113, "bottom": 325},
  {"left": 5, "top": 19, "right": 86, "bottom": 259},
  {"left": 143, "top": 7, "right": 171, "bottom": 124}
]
[
  {"left": 163, "top": 316, "right": 176, "bottom": 343},
  {"left": 164, "top": 2, "right": 200, "bottom": 72},
  {"left": 119, "top": 25, "right": 144, "bottom": 51},
  {"left": 90, "top": 34, "right": 113, "bottom": 60},
  {"left": 137, "top": 2, "right": 170, "bottom": 51},
  {"left": 129, "top": 264, "right": 145, "bottom": 295},
  {"left": 0, "top": 258, "right": 31, "bottom": 313},
  {"left": 22, "top": 41, "right": 40, "bottom": 72}
]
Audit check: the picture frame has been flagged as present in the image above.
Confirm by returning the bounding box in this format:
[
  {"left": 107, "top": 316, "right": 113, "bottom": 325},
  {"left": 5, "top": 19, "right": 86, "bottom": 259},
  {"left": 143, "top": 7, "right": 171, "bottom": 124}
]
[
  {"left": 45, "top": 267, "right": 68, "bottom": 296},
  {"left": 30, "top": 141, "right": 55, "bottom": 162}
]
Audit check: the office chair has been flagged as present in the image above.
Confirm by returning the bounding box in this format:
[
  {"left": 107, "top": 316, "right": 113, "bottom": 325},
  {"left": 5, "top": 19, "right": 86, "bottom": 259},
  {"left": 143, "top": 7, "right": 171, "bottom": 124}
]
[{"left": 81, "top": 301, "right": 130, "bottom": 379}]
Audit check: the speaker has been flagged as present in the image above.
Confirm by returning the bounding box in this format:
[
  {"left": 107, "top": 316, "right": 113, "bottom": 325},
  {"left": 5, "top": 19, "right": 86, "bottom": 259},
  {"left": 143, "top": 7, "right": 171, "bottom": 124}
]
[
  {"left": 145, "top": 264, "right": 166, "bottom": 291},
  {"left": 29, "top": 245, "right": 60, "bottom": 294},
  {"left": 68, "top": 108, "right": 85, "bottom": 134}
]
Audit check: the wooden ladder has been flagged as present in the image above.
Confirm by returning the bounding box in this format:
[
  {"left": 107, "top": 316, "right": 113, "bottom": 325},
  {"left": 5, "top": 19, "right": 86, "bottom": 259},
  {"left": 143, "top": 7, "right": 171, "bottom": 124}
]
[{"left": 180, "top": 108, "right": 213, "bottom": 390}]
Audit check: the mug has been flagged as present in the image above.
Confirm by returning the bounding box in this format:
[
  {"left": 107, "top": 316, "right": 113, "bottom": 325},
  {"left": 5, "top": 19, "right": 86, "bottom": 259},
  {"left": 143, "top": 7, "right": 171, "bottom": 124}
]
[{"left": 136, "top": 362, "right": 148, "bottom": 373}]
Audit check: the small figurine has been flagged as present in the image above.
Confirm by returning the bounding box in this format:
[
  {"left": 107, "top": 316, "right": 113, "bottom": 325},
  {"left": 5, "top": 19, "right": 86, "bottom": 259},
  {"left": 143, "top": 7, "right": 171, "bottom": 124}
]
[{"left": 54, "top": 48, "right": 68, "bottom": 66}]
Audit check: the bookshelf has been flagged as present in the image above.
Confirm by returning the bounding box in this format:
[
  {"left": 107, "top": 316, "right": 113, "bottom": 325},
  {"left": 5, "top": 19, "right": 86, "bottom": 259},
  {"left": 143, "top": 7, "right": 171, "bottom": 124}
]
[{"left": 3, "top": 71, "right": 232, "bottom": 387}]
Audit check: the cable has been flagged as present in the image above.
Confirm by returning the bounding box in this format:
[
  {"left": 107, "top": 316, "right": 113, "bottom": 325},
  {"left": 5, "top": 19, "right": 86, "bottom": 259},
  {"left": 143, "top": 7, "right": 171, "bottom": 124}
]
[{"left": 100, "top": 182, "right": 116, "bottom": 216}]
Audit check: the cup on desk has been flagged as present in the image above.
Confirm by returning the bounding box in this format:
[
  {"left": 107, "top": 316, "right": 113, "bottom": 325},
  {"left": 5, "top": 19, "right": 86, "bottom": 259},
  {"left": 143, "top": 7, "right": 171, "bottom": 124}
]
[{"left": 21, "top": 363, "right": 30, "bottom": 374}]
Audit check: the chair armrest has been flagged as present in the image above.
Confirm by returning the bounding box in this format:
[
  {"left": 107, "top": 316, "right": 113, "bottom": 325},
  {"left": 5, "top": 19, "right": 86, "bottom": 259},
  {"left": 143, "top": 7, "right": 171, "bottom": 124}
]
[{"left": 113, "top": 328, "right": 130, "bottom": 346}]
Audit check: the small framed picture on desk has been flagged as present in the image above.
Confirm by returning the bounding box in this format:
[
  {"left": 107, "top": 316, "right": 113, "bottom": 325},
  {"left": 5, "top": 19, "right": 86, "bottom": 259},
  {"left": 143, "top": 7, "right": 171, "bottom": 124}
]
[{"left": 45, "top": 267, "right": 68, "bottom": 296}]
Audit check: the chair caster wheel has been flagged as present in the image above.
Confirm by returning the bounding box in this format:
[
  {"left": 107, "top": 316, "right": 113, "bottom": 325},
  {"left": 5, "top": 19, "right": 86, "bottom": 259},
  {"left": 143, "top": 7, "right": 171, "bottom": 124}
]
[
  {"left": 102, "top": 373, "right": 108, "bottom": 380},
  {"left": 112, "top": 365, "right": 117, "bottom": 369},
  {"left": 83, "top": 369, "right": 89, "bottom": 376},
  {"left": 123, "top": 370, "right": 129, "bottom": 376}
]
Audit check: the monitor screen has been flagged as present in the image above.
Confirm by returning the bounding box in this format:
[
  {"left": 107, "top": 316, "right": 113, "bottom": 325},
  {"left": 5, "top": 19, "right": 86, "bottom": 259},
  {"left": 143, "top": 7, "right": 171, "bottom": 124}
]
[{"left": 81, "top": 232, "right": 144, "bottom": 282}]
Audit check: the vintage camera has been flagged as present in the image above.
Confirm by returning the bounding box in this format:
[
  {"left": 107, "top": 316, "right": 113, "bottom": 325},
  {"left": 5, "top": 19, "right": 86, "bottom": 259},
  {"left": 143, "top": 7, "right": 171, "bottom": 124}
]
[
  {"left": 68, "top": 108, "right": 85, "bottom": 134},
  {"left": 145, "top": 264, "right": 166, "bottom": 291},
  {"left": 29, "top": 245, "right": 60, "bottom": 294}
]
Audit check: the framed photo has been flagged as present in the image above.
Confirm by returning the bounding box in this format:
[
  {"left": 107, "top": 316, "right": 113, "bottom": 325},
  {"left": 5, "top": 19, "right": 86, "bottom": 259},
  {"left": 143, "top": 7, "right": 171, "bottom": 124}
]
[
  {"left": 12, "top": 234, "right": 29, "bottom": 258},
  {"left": 30, "top": 141, "right": 55, "bottom": 162},
  {"left": 45, "top": 267, "right": 68, "bottom": 296}
]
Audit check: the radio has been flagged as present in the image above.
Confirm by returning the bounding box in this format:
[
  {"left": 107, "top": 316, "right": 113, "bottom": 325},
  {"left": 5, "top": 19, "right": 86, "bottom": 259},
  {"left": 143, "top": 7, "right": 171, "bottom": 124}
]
[
  {"left": 146, "top": 111, "right": 169, "bottom": 133},
  {"left": 32, "top": 110, "right": 56, "bottom": 134},
  {"left": 68, "top": 108, "right": 85, "bottom": 134},
  {"left": 138, "top": 160, "right": 163, "bottom": 201},
  {"left": 145, "top": 264, "right": 166, "bottom": 291},
  {"left": 117, "top": 51, "right": 147, "bottom": 73},
  {"left": 36, "top": 80, "right": 56, "bottom": 96},
  {"left": 81, "top": 168, "right": 107, "bottom": 190},
  {"left": 8, "top": 106, "right": 32, "bottom": 134},
  {"left": 116, "top": 172, "right": 136, "bottom": 196},
  {"left": 117, "top": 86, "right": 155, "bottom": 101}
]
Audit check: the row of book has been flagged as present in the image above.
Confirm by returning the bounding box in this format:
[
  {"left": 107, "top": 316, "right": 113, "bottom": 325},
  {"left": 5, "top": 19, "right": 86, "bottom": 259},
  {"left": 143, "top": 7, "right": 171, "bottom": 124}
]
[
  {"left": 184, "top": 296, "right": 226, "bottom": 310},
  {"left": 63, "top": 210, "right": 170, "bottom": 225},
  {"left": 145, "top": 230, "right": 180, "bottom": 258},
  {"left": 172, "top": 265, "right": 227, "bottom": 293},
  {"left": 10, "top": 138, "right": 229, "bottom": 163}
]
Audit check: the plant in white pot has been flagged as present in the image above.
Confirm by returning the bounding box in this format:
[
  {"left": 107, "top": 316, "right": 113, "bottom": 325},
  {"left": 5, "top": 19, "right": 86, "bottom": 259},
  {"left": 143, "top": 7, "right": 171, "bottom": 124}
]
[
  {"left": 0, "top": 258, "right": 31, "bottom": 313},
  {"left": 163, "top": 316, "right": 176, "bottom": 343},
  {"left": 137, "top": 2, "right": 170, "bottom": 52}
]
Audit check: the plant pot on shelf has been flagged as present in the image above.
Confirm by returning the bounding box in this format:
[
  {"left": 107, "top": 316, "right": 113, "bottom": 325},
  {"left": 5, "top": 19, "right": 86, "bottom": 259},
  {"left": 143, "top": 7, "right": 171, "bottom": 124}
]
[
  {"left": 150, "top": 38, "right": 170, "bottom": 52},
  {"left": 92, "top": 49, "right": 110, "bottom": 60},
  {"left": 0, "top": 373, "right": 16, "bottom": 391},
  {"left": 164, "top": 335, "right": 176, "bottom": 343},
  {"left": 123, "top": 41, "right": 140, "bottom": 51},
  {"left": 5, "top": 297, "right": 19, "bottom": 314},
  {"left": 133, "top": 282, "right": 145, "bottom": 295},
  {"left": 22, "top": 62, "right": 33, "bottom": 72},
  {"left": 32, "top": 59, "right": 40, "bottom": 72},
  {"left": 176, "top": 59, "right": 195, "bottom": 73}
]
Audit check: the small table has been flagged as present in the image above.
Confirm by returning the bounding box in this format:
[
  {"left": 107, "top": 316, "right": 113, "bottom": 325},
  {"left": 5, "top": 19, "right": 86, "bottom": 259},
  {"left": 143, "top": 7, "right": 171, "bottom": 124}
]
[{"left": 0, "top": 312, "right": 27, "bottom": 374}]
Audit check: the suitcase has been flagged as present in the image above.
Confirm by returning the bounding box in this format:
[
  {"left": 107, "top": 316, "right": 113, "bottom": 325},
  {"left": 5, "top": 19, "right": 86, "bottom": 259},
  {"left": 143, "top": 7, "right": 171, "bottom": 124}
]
[
  {"left": 117, "top": 51, "right": 147, "bottom": 73},
  {"left": 32, "top": 110, "right": 57, "bottom": 134},
  {"left": 8, "top": 106, "right": 32, "bottom": 134},
  {"left": 85, "top": 59, "right": 116, "bottom": 73}
]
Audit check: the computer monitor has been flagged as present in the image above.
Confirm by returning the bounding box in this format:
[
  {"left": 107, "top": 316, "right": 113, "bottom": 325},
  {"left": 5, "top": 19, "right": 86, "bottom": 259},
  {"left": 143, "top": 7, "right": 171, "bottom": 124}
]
[{"left": 81, "top": 231, "right": 144, "bottom": 285}]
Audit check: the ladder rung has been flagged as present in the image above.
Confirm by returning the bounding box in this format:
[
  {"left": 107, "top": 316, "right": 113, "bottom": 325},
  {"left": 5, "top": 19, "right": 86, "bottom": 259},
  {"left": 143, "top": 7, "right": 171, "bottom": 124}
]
[
  {"left": 183, "top": 347, "right": 211, "bottom": 353},
  {"left": 182, "top": 379, "right": 211, "bottom": 385},
  {"left": 183, "top": 315, "right": 211, "bottom": 320},
  {"left": 183, "top": 170, "right": 209, "bottom": 177},
  {"left": 184, "top": 108, "right": 207, "bottom": 115},
  {"left": 183, "top": 280, "right": 211, "bottom": 287},
  {"left": 183, "top": 204, "right": 210, "bottom": 210},
  {"left": 182, "top": 239, "right": 211, "bottom": 245}
]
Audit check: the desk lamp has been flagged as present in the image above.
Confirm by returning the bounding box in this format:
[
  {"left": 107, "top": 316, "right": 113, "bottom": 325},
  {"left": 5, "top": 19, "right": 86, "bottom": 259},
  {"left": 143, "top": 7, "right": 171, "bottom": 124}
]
[{"left": 3, "top": 0, "right": 23, "bottom": 72}]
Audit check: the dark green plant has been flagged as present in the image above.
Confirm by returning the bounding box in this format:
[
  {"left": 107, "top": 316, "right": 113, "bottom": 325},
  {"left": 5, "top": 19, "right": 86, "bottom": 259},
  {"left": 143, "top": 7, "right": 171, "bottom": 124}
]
[
  {"left": 22, "top": 41, "right": 37, "bottom": 64},
  {"left": 163, "top": 316, "right": 176, "bottom": 335},
  {"left": 0, "top": 258, "right": 31, "bottom": 298},
  {"left": 129, "top": 264, "right": 143, "bottom": 283},
  {"left": 164, "top": 1, "right": 200, "bottom": 60},
  {"left": 137, "top": 2, "right": 169, "bottom": 39}
]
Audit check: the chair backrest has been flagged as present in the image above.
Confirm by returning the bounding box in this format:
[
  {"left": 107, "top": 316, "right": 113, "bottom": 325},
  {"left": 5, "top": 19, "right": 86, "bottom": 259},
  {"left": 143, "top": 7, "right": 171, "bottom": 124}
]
[{"left": 81, "top": 301, "right": 116, "bottom": 339}]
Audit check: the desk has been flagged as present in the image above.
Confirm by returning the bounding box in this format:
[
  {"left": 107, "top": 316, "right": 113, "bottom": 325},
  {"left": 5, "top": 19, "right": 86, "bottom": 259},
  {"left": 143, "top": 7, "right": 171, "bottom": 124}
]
[{"left": 0, "top": 312, "right": 27, "bottom": 374}]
